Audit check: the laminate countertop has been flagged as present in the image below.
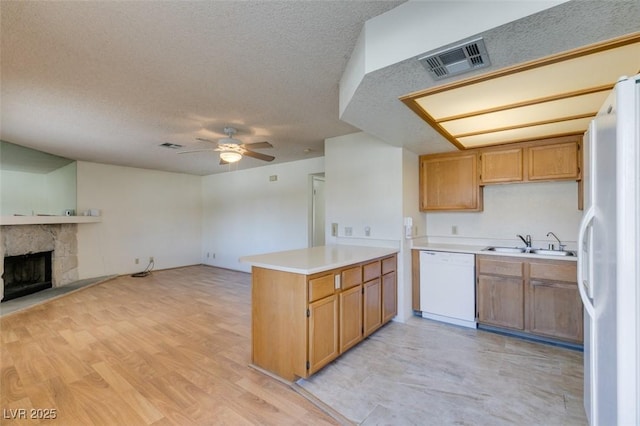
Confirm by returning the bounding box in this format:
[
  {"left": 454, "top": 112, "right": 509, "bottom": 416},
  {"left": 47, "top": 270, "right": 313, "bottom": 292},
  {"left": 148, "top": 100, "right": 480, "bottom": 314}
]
[
  {"left": 412, "top": 242, "right": 577, "bottom": 262},
  {"left": 239, "top": 245, "right": 399, "bottom": 275}
]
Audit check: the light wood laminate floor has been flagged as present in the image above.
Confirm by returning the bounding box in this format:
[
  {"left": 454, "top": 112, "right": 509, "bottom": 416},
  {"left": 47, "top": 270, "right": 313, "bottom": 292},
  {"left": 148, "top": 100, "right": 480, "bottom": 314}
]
[
  {"left": 1, "top": 265, "right": 586, "bottom": 425},
  {"left": 1, "top": 266, "right": 337, "bottom": 425}
]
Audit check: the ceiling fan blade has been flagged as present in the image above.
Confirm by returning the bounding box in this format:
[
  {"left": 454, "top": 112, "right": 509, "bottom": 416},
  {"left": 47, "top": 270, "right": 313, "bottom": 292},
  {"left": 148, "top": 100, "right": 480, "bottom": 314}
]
[
  {"left": 242, "top": 141, "right": 273, "bottom": 150},
  {"left": 243, "top": 150, "right": 275, "bottom": 162},
  {"left": 195, "top": 137, "right": 216, "bottom": 143},
  {"left": 178, "top": 149, "right": 218, "bottom": 154}
]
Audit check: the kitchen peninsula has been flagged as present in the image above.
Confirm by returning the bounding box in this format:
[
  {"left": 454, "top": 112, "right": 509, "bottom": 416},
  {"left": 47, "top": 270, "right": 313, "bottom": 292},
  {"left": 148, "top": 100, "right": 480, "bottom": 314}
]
[{"left": 240, "top": 245, "right": 398, "bottom": 382}]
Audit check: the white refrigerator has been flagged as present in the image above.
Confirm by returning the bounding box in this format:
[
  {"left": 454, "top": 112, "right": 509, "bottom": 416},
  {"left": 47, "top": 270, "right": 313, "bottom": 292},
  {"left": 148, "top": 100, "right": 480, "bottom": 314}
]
[{"left": 578, "top": 74, "right": 640, "bottom": 425}]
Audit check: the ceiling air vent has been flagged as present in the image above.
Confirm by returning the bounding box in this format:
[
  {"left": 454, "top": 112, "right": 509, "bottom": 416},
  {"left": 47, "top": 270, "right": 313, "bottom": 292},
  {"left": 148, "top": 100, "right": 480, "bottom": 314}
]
[{"left": 419, "top": 38, "right": 491, "bottom": 81}]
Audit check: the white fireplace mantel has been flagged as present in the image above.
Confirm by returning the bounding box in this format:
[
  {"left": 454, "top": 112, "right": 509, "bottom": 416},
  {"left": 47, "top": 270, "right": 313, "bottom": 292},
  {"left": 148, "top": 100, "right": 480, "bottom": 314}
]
[{"left": 0, "top": 216, "right": 101, "bottom": 226}]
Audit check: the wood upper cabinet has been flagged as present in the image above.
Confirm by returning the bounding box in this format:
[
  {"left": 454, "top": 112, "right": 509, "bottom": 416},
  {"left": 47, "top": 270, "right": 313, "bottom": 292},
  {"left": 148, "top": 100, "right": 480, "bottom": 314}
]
[
  {"left": 479, "top": 148, "right": 524, "bottom": 184},
  {"left": 527, "top": 261, "right": 582, "bottom": 343},
  {"left": 476, "top": 256, "right": 525, "bottom": 330},
  {"left": 528, "top": 141, "right": 579, "bottom": 181},
  {"left": 419, "top": 136, "right": 582, "bottom": 211},
  {"left": 478, "top": 137, "right": 581, "bottom": 185},
  {"left": 420, "top": 153, "right": 481, "bottom": 211}
]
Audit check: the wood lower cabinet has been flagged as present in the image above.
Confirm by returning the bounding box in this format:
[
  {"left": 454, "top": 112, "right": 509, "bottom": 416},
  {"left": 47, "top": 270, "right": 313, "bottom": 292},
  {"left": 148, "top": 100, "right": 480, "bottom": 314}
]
[
  {"left": 339, "top": 284, "right": 362, "bottom": 353},
  {"left": 528, "top": 261, "right": 582, "bottom": 343},
  {"left": 476, "top": 255, "right": 582, "bottom": 344},
  {"left": 382, "top": 271, "right": 397, "bottom": 323},
  {"left": 477, "top": 257, "right": 525, "bottom": 330},
  {"left": 363, "top": 278, "right": 382, "bottom": 336},
  {"left": 308, "top": 294, "right": 339, "bottom": 374},
  {"left": 478, "top": 275, "right": 525, "bottom": 330},
  {"left": 251, "top": 253, "right": 397, "bottom": 381}
]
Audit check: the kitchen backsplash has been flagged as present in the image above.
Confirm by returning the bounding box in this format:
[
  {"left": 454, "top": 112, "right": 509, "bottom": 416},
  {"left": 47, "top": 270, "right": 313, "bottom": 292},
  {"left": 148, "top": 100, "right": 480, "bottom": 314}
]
[{"left": 424, "top": 181, "right": 582, "bottom": 250}]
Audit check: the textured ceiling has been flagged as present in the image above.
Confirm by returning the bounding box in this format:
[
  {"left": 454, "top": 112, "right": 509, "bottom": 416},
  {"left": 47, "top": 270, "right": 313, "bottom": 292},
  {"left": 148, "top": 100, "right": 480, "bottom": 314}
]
[
  {"left": 0, "top": 1, "right": 404, "bottom": 175},
  {"left": 340, "top": 1, "right": 640, "bottom": 157},
  {"left": 1, "top": 1, "right": 638, "bottom": 176}
]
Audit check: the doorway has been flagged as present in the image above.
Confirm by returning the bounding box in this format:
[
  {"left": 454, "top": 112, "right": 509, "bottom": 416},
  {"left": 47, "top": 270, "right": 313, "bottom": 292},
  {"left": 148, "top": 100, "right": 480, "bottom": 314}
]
[{"left": 310, "top": 174, "right": 325, "bottom": 247}]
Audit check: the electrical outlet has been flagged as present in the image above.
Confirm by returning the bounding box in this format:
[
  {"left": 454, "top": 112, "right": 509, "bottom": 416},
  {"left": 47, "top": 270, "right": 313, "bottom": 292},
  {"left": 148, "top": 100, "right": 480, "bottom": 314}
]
[
  {"left": 364, "top": 226, "right": 371, "bottom": 237},
  {"left": 269, "top": 175, "right": 278, "bottom": 182},
  {"left": 452, "top": 225, "right": 458, "bottom": 235},
  {"left": 345, "top": 227, "right": 352, "bottom": 236},
  {"left": 212, "top": 253, "right": 216, "bottom": 259},
  {"left": 149, "top": 256, "right": 154, "bottom": 263},
  {"left": 135, "top": 258, "right": 139, "bottom": 264},
  {"left": 331, "top": 223, "right": 338, "bottom": 237},
  {"left": 207, "top": 252, "right": 210, "bottom": 258}
]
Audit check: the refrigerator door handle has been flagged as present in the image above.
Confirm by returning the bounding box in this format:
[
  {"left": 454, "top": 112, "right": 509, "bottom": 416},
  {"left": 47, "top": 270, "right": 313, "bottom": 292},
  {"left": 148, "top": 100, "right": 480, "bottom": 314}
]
[{"left": 577, "top": 205, "right": 596, "bottom": 318}]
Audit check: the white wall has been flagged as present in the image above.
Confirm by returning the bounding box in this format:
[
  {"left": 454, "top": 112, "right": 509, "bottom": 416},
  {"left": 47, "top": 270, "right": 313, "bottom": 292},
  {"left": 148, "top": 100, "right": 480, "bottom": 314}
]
[
  {"left": 425, "top": 180, "right": 582, "bottom": 249},
  {"left": 76, "top": 161, "right": 202, "bottom": 278},
  {"left": 1, "top": 170, "right": 47, "bottom": 215},
  {"left": 46, "top": 162, "right": 77, "bottom": 215},
  {"left": 325, "top": 132, "right": 403, "bottom": 243},
  {"left": 325, "top": 132, "right": 416, "bottom": 321},
  {"left": 340, "top": 0, "right": 567, "bottom": 113},
  {"left": 1, "top": 163, "right": 77, "bottom": 216},
  {"left": 201, "top": 157, "right": 324, "bottom": 272},
  {"left": 401, "top": 149, "right": 423, "bottom": 318}
]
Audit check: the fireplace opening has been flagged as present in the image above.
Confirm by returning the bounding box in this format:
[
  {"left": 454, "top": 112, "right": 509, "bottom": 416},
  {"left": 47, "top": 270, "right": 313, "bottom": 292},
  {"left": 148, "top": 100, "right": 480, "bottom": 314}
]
[{"left": 2, "top": 251, "right": 53, "bottom": 302}]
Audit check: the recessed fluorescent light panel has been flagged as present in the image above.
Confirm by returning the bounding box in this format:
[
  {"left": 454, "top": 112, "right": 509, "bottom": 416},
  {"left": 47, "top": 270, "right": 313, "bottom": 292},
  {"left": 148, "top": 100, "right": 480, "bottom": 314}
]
[{"left": 402, "top": 32, "right": 640, "bottom": 149}]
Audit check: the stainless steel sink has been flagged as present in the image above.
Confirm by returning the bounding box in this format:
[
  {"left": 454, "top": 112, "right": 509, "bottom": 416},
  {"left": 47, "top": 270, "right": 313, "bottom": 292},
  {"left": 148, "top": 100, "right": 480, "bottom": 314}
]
[
  {"left": 529, "top": 248, "right": 576, "bottom": 257},
  {"left": 483, "top": 246, "right": 527, "bottom": 253},
  {"left": 483, "top": 246, "right": 576, "bottom": 257}
]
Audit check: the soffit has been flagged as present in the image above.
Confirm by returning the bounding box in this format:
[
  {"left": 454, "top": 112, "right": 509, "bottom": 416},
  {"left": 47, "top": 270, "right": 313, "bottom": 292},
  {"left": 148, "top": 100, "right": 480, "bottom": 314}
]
[{"left": 401, "top": 32, "right": 640, "bottom": 149}]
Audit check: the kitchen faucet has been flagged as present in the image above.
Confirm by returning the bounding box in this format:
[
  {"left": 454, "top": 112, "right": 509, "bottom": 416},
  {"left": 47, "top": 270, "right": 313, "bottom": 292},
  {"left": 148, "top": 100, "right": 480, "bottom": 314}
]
[
  {"left": 516, "top": 234, "right": 532, "bottom": 247},
  {"left": 546, "top": 232, "right": 565, "bottom": 251}
]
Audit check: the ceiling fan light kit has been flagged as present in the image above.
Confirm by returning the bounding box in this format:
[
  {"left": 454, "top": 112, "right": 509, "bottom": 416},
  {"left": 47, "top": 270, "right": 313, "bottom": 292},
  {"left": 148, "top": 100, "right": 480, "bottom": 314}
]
[
  {"left": 178, "top": 126, "right": 275, "bottom": 167},
  {"left": 219, "top": 151, "right": 242, "bottom": 163}
]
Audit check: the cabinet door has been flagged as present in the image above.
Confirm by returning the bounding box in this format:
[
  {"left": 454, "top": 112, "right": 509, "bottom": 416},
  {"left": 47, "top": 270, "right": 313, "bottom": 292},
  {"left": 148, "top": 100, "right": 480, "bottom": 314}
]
[
  {"left": 480, "top": 148, "right": 523, "bottom": 184},
  {"left": 420, "top": 154, "right": 481, "bottom": 211},
  {"left": 363, "top": 278, "right": 382, "bottom": 336},
  {"left": 477, "top": 275, "right": 524, "bottom": 330},
  {"left": 528, "top": 142, "right": 579, "bottom": 181},
  {"left": 339, "top": 285, "right": 362, "bottom": 353},
  {"left": 528, "top": 280, "right": 583, "bottom": 343},
  {"left": 308, "top": 295, "right": 339, "bottom": 374},
  {"left": 382, "top": 272, "right": 397, "bottom": 323}
]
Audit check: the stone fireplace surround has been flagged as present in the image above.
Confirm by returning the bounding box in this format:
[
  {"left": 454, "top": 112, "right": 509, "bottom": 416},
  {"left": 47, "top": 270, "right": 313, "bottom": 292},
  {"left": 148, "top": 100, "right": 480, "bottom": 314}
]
[{"left": 0, "top": 224, "right": 78, "bottom": 301}]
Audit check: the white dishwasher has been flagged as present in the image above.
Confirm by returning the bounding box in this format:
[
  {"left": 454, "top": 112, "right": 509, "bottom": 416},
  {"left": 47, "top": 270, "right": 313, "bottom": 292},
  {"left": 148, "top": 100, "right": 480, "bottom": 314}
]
[{"left": 419, "top": 251, "right": 476, "bottom": 328}]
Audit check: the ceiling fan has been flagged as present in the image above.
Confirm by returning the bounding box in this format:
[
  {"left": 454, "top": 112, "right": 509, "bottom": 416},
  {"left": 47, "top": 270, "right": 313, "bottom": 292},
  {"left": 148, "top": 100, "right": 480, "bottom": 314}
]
[{"left": 179, "top": 127, "right": 275, "bottom": 164}]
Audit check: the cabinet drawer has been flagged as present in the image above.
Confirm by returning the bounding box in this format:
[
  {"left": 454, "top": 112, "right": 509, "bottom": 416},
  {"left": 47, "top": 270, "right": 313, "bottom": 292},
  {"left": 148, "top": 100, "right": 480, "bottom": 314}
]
[
  {"left": 341, "top": 266, "right": 362, "bottom": 290},
  {"left": 382, "top": 256, "right": 396, "bottom": 275},
  {"left": 529, "top": 261, "right": 576, "bottom": 282},
  {"left": 363, "top": 261, "right": 380, "bottom": 283},
  {"left": 477, "top": 257, "right": 523, "bottom": 277},
  {"left": 309, "top": 274, "right": 335, "bottom": 302}
]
